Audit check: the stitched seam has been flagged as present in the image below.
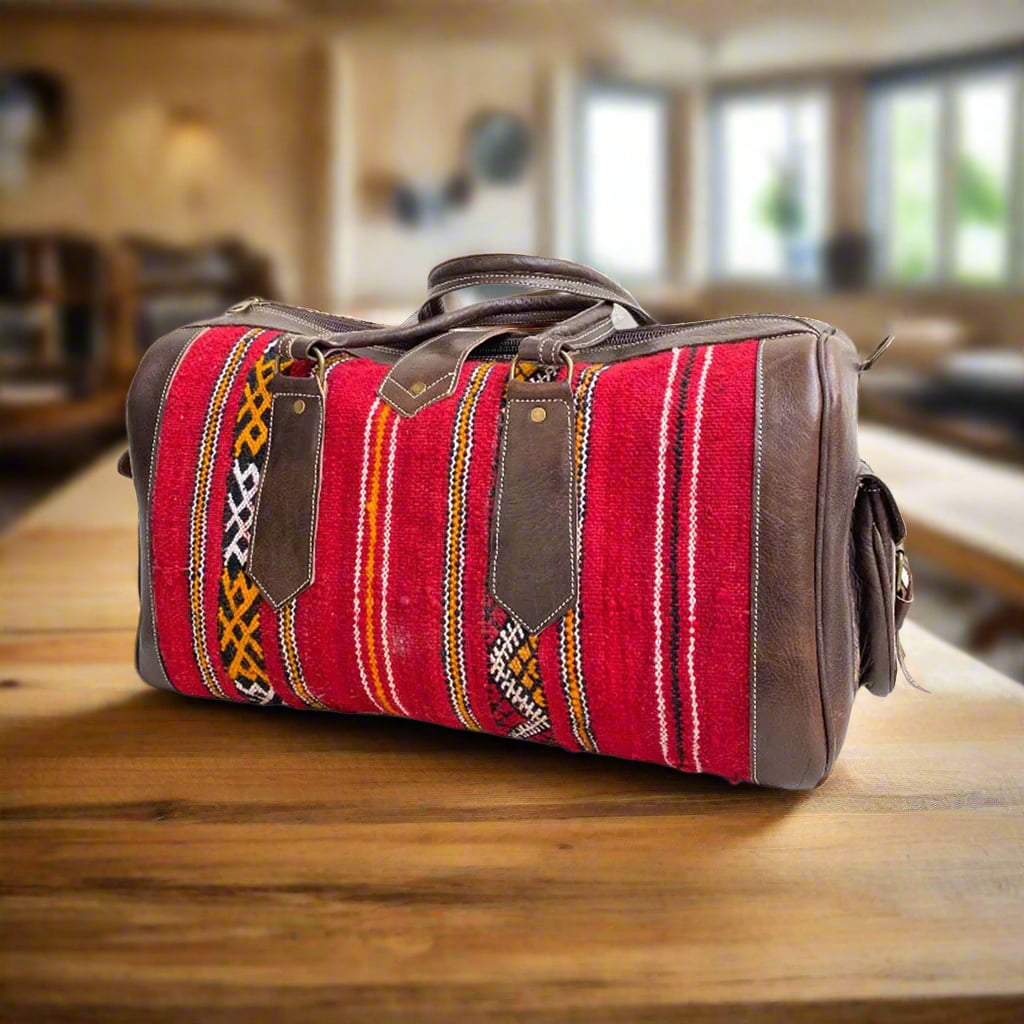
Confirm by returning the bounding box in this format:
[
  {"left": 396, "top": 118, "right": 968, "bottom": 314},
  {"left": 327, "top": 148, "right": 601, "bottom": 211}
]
[
  {"left": 380, "top": 331, "right": 504, "bottom": 416},
  {"left": 383, "top": 333, "right": 460, "bottom": 399},
  {"left": 489, "top": 396, "right": 576, "bottom": 632},
  {"left": 570, "top": 320, "right": 614, "bottom": 350},
  {"left": 430, "top": 273, "right": 633, "bottom": 309},
  {"left": 594, "top": 327, "right": 814, "bottom": 356},
  {"left": 146, "top": 327, "right": 204, "bottom": 690},
  {"left": 362, "top": 326, "right": 814, "bottom": 370},
  {"left": 871, "top": 523, "right": 898, "bottom": 681},
  {"left": 431, "top": 272, "right": 620, "bottom": 295},
  {"left": 541, "top": 317, "right": 613, "bottom": 364},
  {"left": 430, "top": 266, "right": 641, "bottom": 307},
  {"left": 529, "top": 314, "right": 614, "bottom": 366},
  {"left": 247, "top": 390, "right": 325, "bottom": 607},
  {"left": 537, "top": 312, "right": 579, "bottom": 364},
  {"left": 385, "top": 368, "right": 455, "bottom": 398},
  {"left": 381, "top": 379, "right": 457, "bottom": 418},
  {"left": 750, "top": 342, "right": 765, "bottom": 784},
  {"left": 538, "top": 307, "right": 602, "bottom": 363},
  {"left": 813, "top": 327, "right": 836, "bottom": 771}
]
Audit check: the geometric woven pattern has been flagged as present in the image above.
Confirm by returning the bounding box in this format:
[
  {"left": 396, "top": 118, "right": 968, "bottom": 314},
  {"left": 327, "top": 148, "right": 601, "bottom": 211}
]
[
  {"left": 217, "top": 565, "right": 272, "bottom": 700},
  {"left": 485, "top": 597, "right": 550, "bottom": 741},
  {"left": 187, "top": 328, "right": 262, "bottom": 700},
  {"left": 441, "top": 363, "right": 494, "bottom": 731},
  {"left": 149, "top": 325, "right": 758, "bottom": 784},
  {"left": 216, "top": 338, "right": 283, "bottom": 705},
  {"left": 556, "top": 363, "right": 606, "bottom": 753}
]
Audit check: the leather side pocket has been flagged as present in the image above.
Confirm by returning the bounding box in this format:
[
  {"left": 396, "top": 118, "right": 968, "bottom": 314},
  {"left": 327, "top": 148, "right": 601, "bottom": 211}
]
[{"left": 852, "top": 464, "right": 908, "bottom": 696}]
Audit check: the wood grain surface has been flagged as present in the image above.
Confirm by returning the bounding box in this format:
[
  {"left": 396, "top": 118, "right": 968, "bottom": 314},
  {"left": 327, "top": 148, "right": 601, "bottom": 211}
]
[{"left": 1, "top": 449, "right": 1023, "bottom": 1023}]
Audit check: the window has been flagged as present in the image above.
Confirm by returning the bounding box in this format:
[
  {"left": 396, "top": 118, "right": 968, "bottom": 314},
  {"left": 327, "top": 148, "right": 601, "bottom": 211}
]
[
  {"left": 870, "top": 57, "right": 1023, "bottom": 286},
  {"left": 710, "top": 88, "right": 829, "bottom": 284},
  {"left": 576, "top": 82, "right": 669, "bottom": 281}
]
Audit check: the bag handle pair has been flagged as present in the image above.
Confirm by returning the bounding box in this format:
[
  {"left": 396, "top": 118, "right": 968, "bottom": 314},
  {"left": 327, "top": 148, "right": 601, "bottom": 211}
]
[
  {"left": 289, "top": 255, "right": 653, "bottom": 362},
  {"left": 420, "top": 254, "right": 653, "bottom": 326}
]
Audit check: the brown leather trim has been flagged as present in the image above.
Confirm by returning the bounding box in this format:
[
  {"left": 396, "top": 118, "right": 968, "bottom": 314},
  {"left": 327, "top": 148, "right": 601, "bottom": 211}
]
[
  {"left": 750, "top": 335, "right": 828, "bottom": 789},
  {"left": 853, "top": 467, "right": 908, "bottom": 697},
  {"left": 378, "top": 327, "right": 509, "bottom": 417},
  {"left": 125, "top": 326, "right": 203, "bottom": 692},
  {"left": 380, "top": 310, "right": 633, "bottom": 419},
  {"left": 490, "top": 377, "right": 577, "bottom": 634},
  {"left": 515, "top": 304, "right": 617, "bottom": 365},
  {"left": 247, "top": 372, "right": 325, "bottom": 609},
  {"left": 184, "top": 305, "right": 819, "bottom": 371},
  {"left": 815, "top": 328, "right": 861, "bottom": 776}
]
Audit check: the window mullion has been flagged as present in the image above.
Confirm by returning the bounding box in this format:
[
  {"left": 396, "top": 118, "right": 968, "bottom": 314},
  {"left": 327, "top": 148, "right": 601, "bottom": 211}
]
[
  {"left": 937, "top": 75, "right": 957, "bottom": 284},
  {"left": 869, "top": 91, "right": 891, "bottom": 282},
  {"left": 1011, "top": 66, "right": 1024, "bottom": 287}
]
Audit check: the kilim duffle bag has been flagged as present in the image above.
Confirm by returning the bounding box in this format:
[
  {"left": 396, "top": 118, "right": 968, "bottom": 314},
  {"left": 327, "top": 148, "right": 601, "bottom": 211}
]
[{"left": 121, "top": 254, "right": 913, "bottom": 790}]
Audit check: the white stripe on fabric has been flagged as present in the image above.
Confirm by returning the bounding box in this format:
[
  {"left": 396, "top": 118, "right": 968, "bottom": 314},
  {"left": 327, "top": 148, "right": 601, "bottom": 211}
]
[
  {"left": 652, "top": 347, "right": 682, "bottom": 765},
  {"left": 379, "top": 410, "right": 408, "bottom": 716},
  {"left": 686, "top": 346, "right": 715, "bottom": 774}
]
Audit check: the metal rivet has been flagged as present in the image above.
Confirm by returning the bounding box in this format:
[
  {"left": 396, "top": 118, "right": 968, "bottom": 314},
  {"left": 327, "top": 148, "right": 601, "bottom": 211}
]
[
  {"left": 410, "top": 381, "right": 427, "bottom": 396},
  {"left": 530, "top": 406, "right": 547, "bottom": 423},
  {"left": 293, "top": 399, "right": 306, "bottom": 415}
]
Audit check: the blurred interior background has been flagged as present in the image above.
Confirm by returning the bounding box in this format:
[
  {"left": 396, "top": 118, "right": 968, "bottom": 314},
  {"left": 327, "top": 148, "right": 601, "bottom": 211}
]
[{"left": 1, "top": 0, "right": 1021, "bottom": 678}]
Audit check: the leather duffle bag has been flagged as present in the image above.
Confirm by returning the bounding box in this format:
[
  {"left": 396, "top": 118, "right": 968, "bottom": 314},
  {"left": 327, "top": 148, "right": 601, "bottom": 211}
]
[{"left": 121, "top": 254, "right": 913, "bottom": 789}]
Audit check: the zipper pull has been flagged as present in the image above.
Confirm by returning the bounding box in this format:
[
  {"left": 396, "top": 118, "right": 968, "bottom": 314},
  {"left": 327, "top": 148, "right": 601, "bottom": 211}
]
[{"left": 226, "top": 296, "right": 264, "bottom": 314}]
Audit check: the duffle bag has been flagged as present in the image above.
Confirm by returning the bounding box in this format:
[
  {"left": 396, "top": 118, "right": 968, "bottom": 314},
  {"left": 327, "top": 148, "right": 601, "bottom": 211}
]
[{"left": 121, "top": 254, "right": 913, "bottom": 789}]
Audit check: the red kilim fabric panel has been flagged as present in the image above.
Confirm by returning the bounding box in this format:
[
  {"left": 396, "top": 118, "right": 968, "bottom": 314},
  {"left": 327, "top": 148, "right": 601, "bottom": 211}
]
[{"left": 149, "top": 330, "right": 758, "bottom": 783}]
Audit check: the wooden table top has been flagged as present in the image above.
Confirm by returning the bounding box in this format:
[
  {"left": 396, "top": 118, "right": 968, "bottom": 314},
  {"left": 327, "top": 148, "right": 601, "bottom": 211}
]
[
  {"left": 2, "top": 449, "right": 1023, "bottom": 1023},
  {"left": 859, "top": 423, "right": 1024, "bottom": 604}
]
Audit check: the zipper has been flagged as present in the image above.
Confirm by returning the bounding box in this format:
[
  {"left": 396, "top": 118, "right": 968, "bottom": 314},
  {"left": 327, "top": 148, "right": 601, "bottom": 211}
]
[
  {"left": 220, "top": 299, "right": 817, "bottom": 359},
  {"left": 225, "top": 296, "right": 377, "bottom": 332}
]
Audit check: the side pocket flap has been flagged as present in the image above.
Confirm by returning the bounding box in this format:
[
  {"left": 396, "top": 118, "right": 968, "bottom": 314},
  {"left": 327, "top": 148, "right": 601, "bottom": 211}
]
[{"left": 853, "top": 465, "right": 904, "bottom": 697}]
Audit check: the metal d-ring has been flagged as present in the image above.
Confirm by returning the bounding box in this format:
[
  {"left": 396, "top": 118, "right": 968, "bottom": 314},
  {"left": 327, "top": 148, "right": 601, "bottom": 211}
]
[
  {"left": 275, "top": 340, "right": 326, "bottom": 392},
  {"left": 508, "top": 349, "right": 575, "bottom": 384}
]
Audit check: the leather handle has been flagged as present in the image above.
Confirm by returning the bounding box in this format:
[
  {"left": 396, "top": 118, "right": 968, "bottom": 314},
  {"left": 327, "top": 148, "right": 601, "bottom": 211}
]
[
  {"left": 421, "top": 253, "right": 655, "bottom": 326},
  {"left": 514, "top": 303, "right": 634, "bottom": 365},
  {"left": 290, "top": 292, "right": 598, "bottom": 360}
]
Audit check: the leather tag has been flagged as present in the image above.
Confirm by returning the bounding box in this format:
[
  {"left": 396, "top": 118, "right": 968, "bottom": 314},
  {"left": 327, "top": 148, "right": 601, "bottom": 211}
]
[
  {"left": 378, "top": 328, "right": 502, "bottom": 418},
  {"left": 248, "top": 373, "right": 324, "bottom": 608},
  {"left": 490, "top": 378, "right": 576, "bottom": 633}
]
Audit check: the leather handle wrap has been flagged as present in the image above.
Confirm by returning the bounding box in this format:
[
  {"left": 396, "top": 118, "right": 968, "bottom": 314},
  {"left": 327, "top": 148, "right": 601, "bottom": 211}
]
[
  {"left": 422, "top": 253, "right": 654, "bottom": 326},
  {"left": 377, "top": 303, "right": 623, "bottom": 418}
]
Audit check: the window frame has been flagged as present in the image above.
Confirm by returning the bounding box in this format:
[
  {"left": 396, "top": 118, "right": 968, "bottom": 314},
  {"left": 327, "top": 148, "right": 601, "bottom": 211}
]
[
  {"left": 707, "top": 81, "right": 832, "bottom": 287},
  {"left": 868, "top": 48, "right": 1024, "bottom": 292},
  {"left": 573, "top": 77, "right": 672, "bottom": 286}
]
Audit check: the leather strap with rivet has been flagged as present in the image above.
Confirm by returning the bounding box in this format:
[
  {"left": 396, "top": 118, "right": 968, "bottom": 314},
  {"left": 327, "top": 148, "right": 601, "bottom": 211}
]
[
  {"left": 490, "top": 363, "right": 578, "bottom": 633},
  {"left": 248, "top": 354, "right": 326, "bottom": 608},
  {"left": 378, "top": 326, "right": 518, "bottom": 418},
  {"left": 376, "top": 301, "right": 625, "bottom": 419}
]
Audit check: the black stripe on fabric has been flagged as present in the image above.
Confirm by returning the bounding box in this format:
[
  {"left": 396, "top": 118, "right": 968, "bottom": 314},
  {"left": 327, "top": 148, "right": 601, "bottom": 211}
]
[{"left": 668, "top": 346, "right": 697, "bottom": 766}]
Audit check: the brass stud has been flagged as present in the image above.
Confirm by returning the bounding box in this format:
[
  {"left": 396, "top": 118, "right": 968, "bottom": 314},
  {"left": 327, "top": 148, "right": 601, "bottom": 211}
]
[
  {"left": 410, "top": 381, "right": 427, "bottom": 396},
  {"left": 530, "top": 406, "right": 547, "bottom": 423},
  {"left": 293, "top": 399, "right": 306, "bottom": 415}
]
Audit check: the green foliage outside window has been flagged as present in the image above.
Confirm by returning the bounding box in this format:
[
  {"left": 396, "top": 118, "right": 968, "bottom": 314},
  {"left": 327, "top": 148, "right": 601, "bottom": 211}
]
[{"left": 956, "top": 154, "right": 1007, "bottom": 226}]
